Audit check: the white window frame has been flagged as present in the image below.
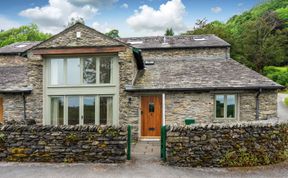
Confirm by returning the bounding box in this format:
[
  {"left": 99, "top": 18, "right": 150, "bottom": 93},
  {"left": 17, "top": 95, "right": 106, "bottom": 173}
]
[
  {"left": 214, "top": 94, "right": 238, "bottom": 120},
  {"left": 43, "top": 54, "right": 119, "bottom": 126}
]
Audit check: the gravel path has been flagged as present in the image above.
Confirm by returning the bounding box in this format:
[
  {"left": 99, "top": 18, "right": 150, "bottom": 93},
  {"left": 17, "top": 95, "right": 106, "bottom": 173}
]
[{"left": 0, "top": 157, "right": 288, "bottom": 178}]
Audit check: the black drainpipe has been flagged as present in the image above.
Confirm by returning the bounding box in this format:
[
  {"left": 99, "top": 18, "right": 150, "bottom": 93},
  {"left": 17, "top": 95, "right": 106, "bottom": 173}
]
[
  {"left": 22, "top": 92, "right": 27, "bottom": 120},
  {"left": 255, "top": 88, "right": 262, "bottom": 120}
]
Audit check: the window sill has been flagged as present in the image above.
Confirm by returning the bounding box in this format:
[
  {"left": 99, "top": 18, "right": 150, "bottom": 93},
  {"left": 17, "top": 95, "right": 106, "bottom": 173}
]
[
  {"left": 48, "top": 84, "right": 116, "bottom": 88},
  {"left": 213, "top": 118, "right": 237, "bottom": 122}
]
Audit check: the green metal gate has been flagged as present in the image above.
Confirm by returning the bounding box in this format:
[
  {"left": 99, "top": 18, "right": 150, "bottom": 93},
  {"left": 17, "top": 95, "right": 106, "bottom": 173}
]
[
  {"left": 127, "top": 125, "right": 131, "bottom": 160},
  {"left": 160, "top": 125, "right": 166, "bottom": 161}
]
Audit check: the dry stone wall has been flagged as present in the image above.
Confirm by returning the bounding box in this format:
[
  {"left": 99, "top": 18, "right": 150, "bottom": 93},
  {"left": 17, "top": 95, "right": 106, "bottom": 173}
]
[
  {"left": 0, "top": 125, "right": 127, "bottom": 163},
  {"left": 166, "top": 121, "right": 288, "bottom": 167}
]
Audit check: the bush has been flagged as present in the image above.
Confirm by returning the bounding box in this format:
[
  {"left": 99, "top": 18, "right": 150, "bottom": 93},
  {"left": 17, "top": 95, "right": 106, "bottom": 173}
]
[{"left": 263, "top": 66, "right": 288, "bottom": 87}]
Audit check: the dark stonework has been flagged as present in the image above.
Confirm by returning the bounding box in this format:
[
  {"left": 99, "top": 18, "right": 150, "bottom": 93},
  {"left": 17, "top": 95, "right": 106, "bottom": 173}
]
[
  {"left": 166, "top": 121, "right": 288, "bottom": 167},
  {"left": 0, "top": 125, "right": 127, "bottom": 163},
  {"left": 36, "top": 23, "right": 123, "bottom": 49}
]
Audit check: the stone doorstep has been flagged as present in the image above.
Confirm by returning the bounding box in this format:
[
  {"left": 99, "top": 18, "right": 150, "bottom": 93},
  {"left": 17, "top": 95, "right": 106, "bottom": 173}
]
[{"left": 132, "top": 141, "right": 161, "bottom": 156}]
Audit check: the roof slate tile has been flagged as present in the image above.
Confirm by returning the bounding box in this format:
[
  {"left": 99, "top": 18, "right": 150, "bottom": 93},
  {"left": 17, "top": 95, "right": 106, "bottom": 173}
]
[
  {"left": 128, "top": 58, "right": 283, "bottom": 91},
  {"left": 120, "top": 35, "right": 230, "bottom": 49}
]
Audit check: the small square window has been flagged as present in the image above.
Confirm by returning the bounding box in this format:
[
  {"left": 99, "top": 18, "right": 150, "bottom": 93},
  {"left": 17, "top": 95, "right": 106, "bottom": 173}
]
[
  {"left": 215, "top": 94, "right": 237, "bottom": 119},
  {"left": 149, "top": 103, "right": 154, "bottom": 112}
]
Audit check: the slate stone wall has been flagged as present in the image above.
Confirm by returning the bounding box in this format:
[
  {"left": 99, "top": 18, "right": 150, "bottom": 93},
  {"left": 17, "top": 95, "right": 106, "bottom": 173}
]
[
  {"left": 239, "top": 90, "right": 278, "bottom": 121},
  {"left": 164, "top": 90, "right": 278, "bottom": 126},
  {"left": 166, "top": 121, "right": 288, "bottom": 167},
  {"left": 36, "top": 23, "right": 123, "bottom": 49},
  {"left": 141, "top": 47, "right": 229, "bottom": 60},
  {"left": 0, "top": 54, "right": 43, "bottom": 123},
  {"left": 165, "top": 92, "right": 214, "bottom": 124},
  {"left": 0, "top": 56, "right": 28, "bottom": 66},
  {"left": 25, "top": 53, "right": 43, "bottom": 124},
  {"left": 0, "top": 125, "right": 127, "bottom": 163},
  {"left": 0, "top": 94, "right": 25, "bottom": 121},
  {"left": 118, "top": 48, "right": 140, "bottom": 139}
]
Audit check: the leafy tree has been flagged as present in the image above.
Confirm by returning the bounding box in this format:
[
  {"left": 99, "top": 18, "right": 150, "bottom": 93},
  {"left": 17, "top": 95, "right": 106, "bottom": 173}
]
[
  {"left": 182, "top": 0, "right": 288, "bottom": 72},
  {"left": 105, "top": 29, "right": 120, "bottom": 38},
  {"left": 0, "top": 24, "right": 51, "bottom": 47},
  {"left": 165, "top": 28, "right": 174, "bottom": 36}
]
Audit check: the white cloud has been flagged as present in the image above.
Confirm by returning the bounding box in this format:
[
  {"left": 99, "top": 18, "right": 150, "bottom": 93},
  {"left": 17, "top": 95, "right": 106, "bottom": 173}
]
[
  {"left": 237, "top": 3, "right": 243, "bottom": 7},
  {"left": 19, "top": 0, "right": 97, "bottom": 34},
  {"left": 0, "top": 16, "right": 21, "bottom": 30},
  {"left": 92, "top": 22, "right": 114, "bottom": 33},
  {"left": 68, "top": 0, "right": 118, "bottom": 7},
  {"left": 211, "top": 6, "right": 222, "bottom": 13},
  {"left": 121, "top": 3, "right": 129, "bottom": 9},
  {"left": 126, "top": 0, "right": 186, "bottom": 35}
]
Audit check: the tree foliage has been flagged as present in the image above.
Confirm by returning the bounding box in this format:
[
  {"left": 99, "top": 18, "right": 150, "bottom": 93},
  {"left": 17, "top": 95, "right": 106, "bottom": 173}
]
[
  {"left": 182, "top": 0, "right": 288, "bottom": 72},
  {"left": 0, "top": 24, "right": 51, "bottom": 47},
  {"left": 165, "top": 28, "right": 174, "bottom": 36},
  {"left": 105, "top": 29, "right": 120, "bottom": 38},
  {"left": 263, "top": 66, "right": 288, "bottom": 86}
]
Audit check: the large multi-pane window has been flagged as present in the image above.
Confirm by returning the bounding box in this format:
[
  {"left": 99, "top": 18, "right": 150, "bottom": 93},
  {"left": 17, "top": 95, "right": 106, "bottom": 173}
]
[
  {"left": 215, "top": 94, "right": 237, "bottom": 119},
  {"left": 49, "top": 96, "right": 113, "bottom": 125},
  {"left": 49, "top": 56, "right": 113, "bottom": 85},
  {"left": 46, "top": 55, "right": 117, "bottom": 126}
]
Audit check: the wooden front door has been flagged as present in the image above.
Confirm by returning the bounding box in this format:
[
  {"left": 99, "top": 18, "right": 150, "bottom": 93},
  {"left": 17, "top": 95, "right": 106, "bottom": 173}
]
[
  {"left": 141, "top": 96, "right": 162, "bottom": 137},
  {"left": 0, "top": 97, "right": 3, "bottom": 123}
]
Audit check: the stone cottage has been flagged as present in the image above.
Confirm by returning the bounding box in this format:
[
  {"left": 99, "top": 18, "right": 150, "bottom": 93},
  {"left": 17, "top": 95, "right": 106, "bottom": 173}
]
[{"left": 0, "top": 23, "right": 283, "bottom": 139}]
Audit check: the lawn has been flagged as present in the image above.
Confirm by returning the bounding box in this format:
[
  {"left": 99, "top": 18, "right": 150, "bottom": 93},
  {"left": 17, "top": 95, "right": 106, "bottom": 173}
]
[
  {"left": 263, "top": 66, "right": 288, "bottom": 87},
  {"left": 272, "top": 66, "right": 288, "bottom": 72},
  {"left": 284, "top": 97, "right": 288, "bottom": 106}
]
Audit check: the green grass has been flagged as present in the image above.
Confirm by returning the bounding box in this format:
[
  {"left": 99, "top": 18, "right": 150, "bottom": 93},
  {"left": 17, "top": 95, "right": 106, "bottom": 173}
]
[
  {"left": 280, "top": 89, "right": 288, "bottom": 94},
  {"left": 263, "top": 66, "right": 288, "bottom": 87},
  {"left": 284, "top": 97, "right": 288, "bottom": 106},
  {"left": 273, "top": 66, "right": 288, "bottom": 72}
]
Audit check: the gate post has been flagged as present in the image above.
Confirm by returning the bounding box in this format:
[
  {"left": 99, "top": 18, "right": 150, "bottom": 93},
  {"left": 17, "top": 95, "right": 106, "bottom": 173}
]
[
  {"left": 161, "top": 125, "right": 166, "bottom": 161},
  {"left": 127, "top": 125, "right": 131, "bottom": 160}
]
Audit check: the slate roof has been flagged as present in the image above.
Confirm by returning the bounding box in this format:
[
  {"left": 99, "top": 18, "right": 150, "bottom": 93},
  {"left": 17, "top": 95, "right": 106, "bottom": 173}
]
[
  {"left": 120, "top": 35, "right": 230, "bottom": 49},
  {"left": 126, "top": 58, "right": 283, "bottom": 91},
  {"left": 0, "top": 42, "right": 41, "bottom": 54},
  {"left": 0, "top": 66, "right": 32, "bottom": 93}
]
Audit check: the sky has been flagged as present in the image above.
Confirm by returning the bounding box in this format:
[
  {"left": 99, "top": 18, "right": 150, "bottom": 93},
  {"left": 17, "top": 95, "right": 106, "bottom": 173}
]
[{"left": 0, "top": 0, "right": 265, "bottom": 37}]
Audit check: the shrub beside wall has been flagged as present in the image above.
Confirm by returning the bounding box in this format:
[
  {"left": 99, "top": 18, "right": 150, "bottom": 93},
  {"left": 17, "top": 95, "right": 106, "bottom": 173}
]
[
  {"left": 166, "top": 122, "right": 288, "bottom": 167},
  {"left": 0, "top": 125, "right": 127, "bottom": 163}
]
